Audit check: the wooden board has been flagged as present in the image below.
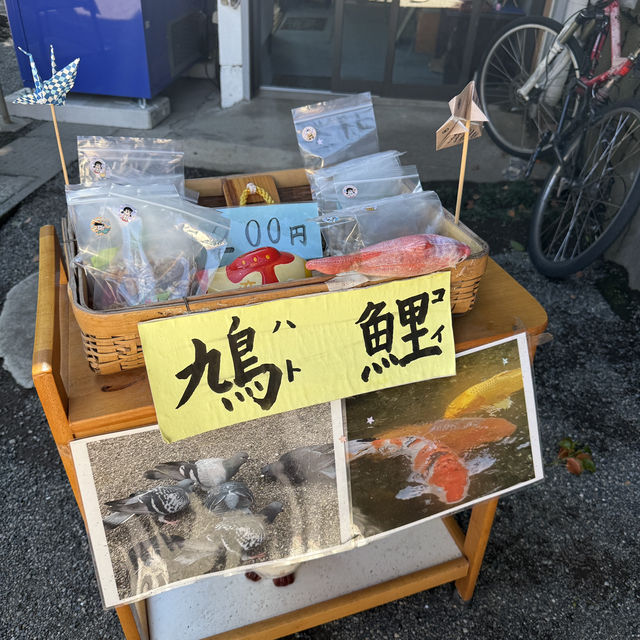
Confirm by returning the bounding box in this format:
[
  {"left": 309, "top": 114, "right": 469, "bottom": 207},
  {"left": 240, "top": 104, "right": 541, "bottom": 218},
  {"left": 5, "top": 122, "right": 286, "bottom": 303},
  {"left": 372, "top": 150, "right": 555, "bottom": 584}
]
[{"left": 222, "top": 174, "right": 281, "bottom": 206}]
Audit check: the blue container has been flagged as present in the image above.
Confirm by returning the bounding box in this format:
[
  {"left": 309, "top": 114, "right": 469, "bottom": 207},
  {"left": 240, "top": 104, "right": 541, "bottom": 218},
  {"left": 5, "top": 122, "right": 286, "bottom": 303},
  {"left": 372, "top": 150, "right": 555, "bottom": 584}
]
[{"left": 6, "top": 0, "right": 207, "bottom": 99}]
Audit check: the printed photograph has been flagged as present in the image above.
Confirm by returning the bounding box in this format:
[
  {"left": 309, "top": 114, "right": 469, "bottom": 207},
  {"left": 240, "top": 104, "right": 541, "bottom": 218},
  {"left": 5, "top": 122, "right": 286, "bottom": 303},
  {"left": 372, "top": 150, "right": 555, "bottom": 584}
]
[
  {"left": 345, "top": 333, "right": 542, "bottom": 537},
  {"left": 72, "top": 403, "right": 346, "bottom": 607}
]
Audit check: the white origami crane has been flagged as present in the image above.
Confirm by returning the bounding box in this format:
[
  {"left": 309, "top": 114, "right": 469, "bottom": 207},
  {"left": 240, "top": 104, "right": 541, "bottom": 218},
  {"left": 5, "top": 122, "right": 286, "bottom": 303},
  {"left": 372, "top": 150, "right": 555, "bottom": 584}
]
[
  {"left": 436, "top": 81, "right": 488, "bottom": 151},
  {"left": 13, "top": 45, "right": 79, "bottom": 106}
]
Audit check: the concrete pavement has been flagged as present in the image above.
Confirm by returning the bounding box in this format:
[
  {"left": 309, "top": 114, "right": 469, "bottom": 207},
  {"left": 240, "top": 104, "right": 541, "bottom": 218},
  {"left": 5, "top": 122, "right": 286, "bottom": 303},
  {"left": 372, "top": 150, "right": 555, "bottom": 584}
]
[{"left": 0, "top": 78, "right": 533, "bottom": 224}]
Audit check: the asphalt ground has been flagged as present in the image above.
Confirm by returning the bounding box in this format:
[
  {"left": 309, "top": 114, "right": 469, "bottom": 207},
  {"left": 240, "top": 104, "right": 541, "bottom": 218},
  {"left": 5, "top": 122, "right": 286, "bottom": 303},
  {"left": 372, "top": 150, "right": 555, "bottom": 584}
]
[{"left": 0, "top": 162, "right": 639, "bottom": 639}]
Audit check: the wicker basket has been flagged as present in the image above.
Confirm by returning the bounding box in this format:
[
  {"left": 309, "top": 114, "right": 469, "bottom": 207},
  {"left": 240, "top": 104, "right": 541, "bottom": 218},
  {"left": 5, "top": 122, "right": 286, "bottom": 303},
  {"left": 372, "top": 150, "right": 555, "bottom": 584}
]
[{"left": 65, "top": 169, "right": 489, "bottom": 375}]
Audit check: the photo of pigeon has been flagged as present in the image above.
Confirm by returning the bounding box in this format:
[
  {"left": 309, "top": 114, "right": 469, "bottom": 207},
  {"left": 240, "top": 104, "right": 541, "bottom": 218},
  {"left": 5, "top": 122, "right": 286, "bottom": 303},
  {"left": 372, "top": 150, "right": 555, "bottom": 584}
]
[
  {"left": 82, "top": 403, "right": 341, "bottom": 604},
  {"left": 103, "top": 479, "right": 194, "bottom": 528},
  {"left": 203, "top": 480, "right": 255, "bottom": 514},
  {"left": 262, "top": 443, "right": 336, "bottom": 484},
  {"left": 215, "top": 501, "right": 284, "bottom": 560},
  {"left": 143, "top": 452, "right": 249, "bottom": 489},
  {"left": 176, "top": 501, "right": 284, "bottom": 566}
]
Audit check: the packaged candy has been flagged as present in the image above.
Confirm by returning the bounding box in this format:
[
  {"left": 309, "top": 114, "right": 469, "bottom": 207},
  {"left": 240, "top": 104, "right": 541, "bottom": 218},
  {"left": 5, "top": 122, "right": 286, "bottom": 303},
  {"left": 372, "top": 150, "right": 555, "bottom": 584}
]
[
  {"left": 292, "top": 92, "right": 379, "bottom": 170},
  {"left": 77, "top": 136, "right": 189, "bottom": 198},
  {"left": 307, "top": 149, "right": 404, "bottom": 201},
  {"left": 66, "top": 184, "right": 229, "bottom": 310},
  {"left": 309, "top": 190, "right": 443, "bottom": 256},
  {"left": 331, "top": 165, "right": 422, "bottom": 210}
]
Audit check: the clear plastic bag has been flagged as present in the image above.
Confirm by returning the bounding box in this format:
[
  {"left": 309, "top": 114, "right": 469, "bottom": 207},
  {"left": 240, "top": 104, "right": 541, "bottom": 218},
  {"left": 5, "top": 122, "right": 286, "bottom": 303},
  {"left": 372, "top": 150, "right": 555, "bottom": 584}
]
[
  {"left": 66, "top": 184, "right": 229, "bottom": 310},
  {"left": 307, "top": 150, "right": 404, "bottom": 201},
  {"left": 309, "top": 191, "right": 444, "bottom": 256},
  {"left": 331, "top": 165, "right": 422, "bottom": 211},
  {"left": 77, "top": 136, "right": 188, "bottom": 197},
  {"left": 292, "top": 92, "right": 379, "bottom": 170},
  {"left": 309, "top": 213, "right": 364, "bottom": 258}
]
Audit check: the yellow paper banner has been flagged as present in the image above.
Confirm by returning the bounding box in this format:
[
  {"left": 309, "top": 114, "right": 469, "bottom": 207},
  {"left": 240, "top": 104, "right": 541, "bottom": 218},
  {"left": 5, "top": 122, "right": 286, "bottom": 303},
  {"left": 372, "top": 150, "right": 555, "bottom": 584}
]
[{"left": 139, "top": 272, "right": 456, "bottom": 442}]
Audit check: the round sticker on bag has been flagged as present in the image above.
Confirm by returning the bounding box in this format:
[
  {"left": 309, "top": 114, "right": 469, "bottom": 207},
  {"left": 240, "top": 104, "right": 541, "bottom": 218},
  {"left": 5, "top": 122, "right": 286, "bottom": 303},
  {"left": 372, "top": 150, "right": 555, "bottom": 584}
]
[
  {"left": 90, "top": 158, "right": 109, "bottom": 179},
  {"left": 302, "top": 126, "right": 317, "bottom": 142},
  {"left": 90, "top": 217, "right": 111, "bottom": 235},
  {"left": 342, "top": 185, "right": 358, "bottom": 198},
  {"left": 119, "top": 205, "right": 136, "bottom": 223}
]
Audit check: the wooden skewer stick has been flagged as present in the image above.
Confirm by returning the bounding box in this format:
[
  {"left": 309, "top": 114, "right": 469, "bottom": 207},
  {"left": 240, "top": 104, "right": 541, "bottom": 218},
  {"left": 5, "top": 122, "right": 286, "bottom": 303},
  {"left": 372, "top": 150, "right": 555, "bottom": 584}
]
[
  {"left": 49, "top": 104, "right": 69, "bottom": 185},
  {"left": 453, "top": 118, "right": 471, "bottom": 225}
]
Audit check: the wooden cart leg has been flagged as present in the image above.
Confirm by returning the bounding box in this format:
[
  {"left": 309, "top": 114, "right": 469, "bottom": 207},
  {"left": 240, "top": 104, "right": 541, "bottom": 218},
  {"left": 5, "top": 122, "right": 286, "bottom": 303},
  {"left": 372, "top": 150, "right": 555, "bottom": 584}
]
[
  {"left": 116, "top": 604, "right": 143, "bottom": 640},
  {"left": 454, "top": 497, "right": 498, "bottom": 602}
]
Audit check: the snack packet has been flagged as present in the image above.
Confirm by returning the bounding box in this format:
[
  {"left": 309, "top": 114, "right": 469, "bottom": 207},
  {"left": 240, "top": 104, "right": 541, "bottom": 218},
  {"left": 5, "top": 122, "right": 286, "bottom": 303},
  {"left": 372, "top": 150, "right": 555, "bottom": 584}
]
[
  {"left": 77, "top": 136, "right": 191, "bottom": 198},
  {"left": 292, "top": 92, "right": 379, "bottom": 170},
  {"left": 66, "top": 184, "right": 229, "bottom": 310}
]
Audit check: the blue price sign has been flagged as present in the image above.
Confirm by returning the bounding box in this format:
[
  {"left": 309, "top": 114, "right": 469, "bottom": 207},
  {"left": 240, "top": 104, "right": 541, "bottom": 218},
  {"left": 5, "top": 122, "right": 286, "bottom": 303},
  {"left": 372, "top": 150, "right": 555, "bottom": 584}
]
[{"left": 217, "top": 202, "right": 322, "bottom": 266}]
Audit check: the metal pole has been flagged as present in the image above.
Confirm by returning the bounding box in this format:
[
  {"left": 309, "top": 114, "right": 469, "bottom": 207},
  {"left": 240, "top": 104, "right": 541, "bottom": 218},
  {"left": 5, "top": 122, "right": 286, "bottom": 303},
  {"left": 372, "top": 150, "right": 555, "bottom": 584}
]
[{"left": 0, "top": 78, "right": 13, "bottom": 125}]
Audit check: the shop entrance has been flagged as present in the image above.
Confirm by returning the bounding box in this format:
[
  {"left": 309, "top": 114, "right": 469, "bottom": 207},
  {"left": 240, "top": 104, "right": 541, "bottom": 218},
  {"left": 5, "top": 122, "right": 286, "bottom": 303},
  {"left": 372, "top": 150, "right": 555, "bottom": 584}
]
[{"left": 251, "top": 0, "right": 547, "bottom": 100}]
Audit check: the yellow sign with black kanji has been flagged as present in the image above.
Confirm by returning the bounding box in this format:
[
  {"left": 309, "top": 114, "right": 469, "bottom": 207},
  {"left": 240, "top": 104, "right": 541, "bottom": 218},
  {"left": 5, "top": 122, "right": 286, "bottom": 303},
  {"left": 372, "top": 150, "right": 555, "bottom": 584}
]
[{"left": 139, "top": 272, "right": 455, "bottom": 442}]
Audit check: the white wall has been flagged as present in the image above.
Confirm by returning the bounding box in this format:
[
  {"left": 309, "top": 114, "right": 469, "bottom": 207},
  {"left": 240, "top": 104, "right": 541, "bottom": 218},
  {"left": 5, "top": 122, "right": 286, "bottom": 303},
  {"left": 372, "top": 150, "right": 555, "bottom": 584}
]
[
  {"left": 550, "top": 0, "right": 588, "bottom": 23},
  {"left": 218, "top": 0, "right": 251, "bottom": 108}
]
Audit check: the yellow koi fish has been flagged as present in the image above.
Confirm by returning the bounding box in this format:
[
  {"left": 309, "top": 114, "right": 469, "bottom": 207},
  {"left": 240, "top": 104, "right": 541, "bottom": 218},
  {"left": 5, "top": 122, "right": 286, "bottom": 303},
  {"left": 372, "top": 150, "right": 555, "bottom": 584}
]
[{"left": 444, "top": 369, "right": 523, "bottom": 419}]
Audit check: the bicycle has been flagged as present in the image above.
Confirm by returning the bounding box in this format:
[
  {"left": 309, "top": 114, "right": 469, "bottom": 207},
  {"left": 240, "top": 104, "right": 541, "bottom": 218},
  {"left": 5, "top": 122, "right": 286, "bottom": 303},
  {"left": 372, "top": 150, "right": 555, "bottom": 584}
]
[{"left": 476, "top": 0, "right": 640, "bottom": 277}]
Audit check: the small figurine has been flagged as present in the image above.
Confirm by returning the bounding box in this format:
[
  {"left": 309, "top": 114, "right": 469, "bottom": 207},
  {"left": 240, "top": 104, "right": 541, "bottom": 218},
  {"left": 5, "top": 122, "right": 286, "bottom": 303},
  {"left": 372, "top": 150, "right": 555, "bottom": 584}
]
[{"left": 208, "top": 247, "right": 310, "bottom": 292}]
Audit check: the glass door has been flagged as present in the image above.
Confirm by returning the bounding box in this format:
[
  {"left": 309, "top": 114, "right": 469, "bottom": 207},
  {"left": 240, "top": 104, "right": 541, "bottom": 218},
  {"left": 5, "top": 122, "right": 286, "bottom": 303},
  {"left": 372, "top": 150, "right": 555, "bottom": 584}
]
[
  {"left": 251, "top": 0, "right": 547, "bottom": 99},
  {"left": 252, "top": 0, "right": 337, "bottom": 91},
  {"left": 331, "top": 0, "right": 395, "bottom": 94}
]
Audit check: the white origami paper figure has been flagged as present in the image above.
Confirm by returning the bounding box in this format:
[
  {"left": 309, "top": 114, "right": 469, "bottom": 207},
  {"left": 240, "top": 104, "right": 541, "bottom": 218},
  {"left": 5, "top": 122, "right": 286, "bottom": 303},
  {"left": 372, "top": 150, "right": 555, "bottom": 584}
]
[
  {"left": 14, "top": 45, "right": 79, "bottom": 105},
  {"left": 435, "top": 81, "right": 488, "bottom": 223},
  {"left": 436, "top": 80, "right": 488, "bottom": 151}
]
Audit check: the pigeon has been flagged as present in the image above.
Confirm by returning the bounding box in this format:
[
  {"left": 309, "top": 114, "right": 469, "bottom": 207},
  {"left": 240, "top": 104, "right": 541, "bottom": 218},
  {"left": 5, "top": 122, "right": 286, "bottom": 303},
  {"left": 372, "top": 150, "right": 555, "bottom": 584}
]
[
  {"left": 143, "top": 452, "right": 249, "bottom": 489},
  {"left": 175, "top": 501, "right": 284, "bottom": 566},
  {"left": 214, "top": 501, "right": 284, "bottom": 559},
  {"left": 203, "top": 481, "right": 255, "bottom": 514},
  {"left": 103, "top": 479, "right": 194, "bottom": 527},
  {"left": 261, "top": 444, "right": 335, "bottom": 484}
]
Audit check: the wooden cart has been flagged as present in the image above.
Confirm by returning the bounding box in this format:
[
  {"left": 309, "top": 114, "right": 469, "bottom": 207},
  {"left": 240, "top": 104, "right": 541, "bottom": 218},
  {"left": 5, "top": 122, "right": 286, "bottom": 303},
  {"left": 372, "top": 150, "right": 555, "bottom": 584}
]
[{"left": 33, "top": 224, "right": 547, "bottom": 640}]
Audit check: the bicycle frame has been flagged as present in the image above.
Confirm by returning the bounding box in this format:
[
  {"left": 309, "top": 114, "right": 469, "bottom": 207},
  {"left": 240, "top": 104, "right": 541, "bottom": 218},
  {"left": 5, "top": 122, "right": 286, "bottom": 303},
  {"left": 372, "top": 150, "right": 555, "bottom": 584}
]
[
  {"left": 517, "top": 0, "right": 639, "bottom": 103},
  {"left": 581, "top": 1, "right": 636, "bottom": 89}
]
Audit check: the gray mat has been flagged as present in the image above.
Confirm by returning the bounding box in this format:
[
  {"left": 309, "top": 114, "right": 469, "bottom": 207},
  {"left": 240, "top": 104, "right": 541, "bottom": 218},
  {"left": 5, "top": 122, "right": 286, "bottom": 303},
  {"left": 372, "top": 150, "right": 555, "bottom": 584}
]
[{"left": 0, "top": 271, "right": 37, "bottom": 388}]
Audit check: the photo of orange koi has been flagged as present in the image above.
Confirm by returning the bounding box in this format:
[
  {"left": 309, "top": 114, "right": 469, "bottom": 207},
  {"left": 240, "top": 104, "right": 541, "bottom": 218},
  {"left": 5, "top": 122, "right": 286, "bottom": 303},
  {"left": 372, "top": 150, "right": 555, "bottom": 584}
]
[
  {"left": 347, "top": 436, "right": 471, "bottom": 504},
  {"left": 377, "top": 417, "right": 516, "bottom": 455},
  {"left": 305, "top": 234, "right": 470, "bottom": 278},
  {"left": 443, "top": 369, "right": 524, "bottom": 419}
]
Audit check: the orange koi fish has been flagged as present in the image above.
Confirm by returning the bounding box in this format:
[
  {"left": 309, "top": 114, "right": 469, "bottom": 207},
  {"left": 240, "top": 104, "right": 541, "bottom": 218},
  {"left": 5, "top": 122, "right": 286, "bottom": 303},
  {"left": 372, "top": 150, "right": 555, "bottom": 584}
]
[
  {"left": 305, "top": 234, "right": 470, "bottom": 278},
  {"left": 348, "top": 436, "right": 470, "bottom": 504},
  {"left": 444, "top": 369, "right": 524, "bottom": 419},
  {"left": 378, "top": 417, "right": 516, "bottom": 455}
]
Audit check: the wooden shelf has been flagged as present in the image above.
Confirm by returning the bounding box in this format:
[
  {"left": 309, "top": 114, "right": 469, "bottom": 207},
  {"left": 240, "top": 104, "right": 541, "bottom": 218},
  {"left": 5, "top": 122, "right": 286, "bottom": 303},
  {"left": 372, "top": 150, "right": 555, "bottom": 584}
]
[{"left": 32, "top": 225, "right": 547, "bottom": 640}]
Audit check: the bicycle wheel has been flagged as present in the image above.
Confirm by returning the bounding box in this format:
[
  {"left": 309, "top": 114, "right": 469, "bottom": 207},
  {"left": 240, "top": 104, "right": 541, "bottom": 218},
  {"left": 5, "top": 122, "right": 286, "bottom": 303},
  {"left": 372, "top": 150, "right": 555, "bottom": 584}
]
[
  {"left": 477, "top": 17, "right": 584, "bottom": 158},
  {"left": 529, "top": 100, "right": 640, "bottom": 278}
]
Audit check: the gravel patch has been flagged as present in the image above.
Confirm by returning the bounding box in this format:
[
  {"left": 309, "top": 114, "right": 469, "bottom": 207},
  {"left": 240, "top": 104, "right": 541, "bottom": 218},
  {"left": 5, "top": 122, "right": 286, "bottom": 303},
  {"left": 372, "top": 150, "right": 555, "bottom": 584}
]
[{"left": 0, "top": 171, "right": 638, "bottom": 639}]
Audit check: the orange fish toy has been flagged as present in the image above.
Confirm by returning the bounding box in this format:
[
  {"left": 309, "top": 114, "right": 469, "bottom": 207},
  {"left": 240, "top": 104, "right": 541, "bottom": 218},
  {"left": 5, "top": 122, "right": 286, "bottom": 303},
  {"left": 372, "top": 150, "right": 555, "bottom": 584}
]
[
  {"left": 348, "top": 436, "right": 470, "bottom": 504},
  {"left": 305, "top": 234, "right": 470, "bottom": 278}
]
